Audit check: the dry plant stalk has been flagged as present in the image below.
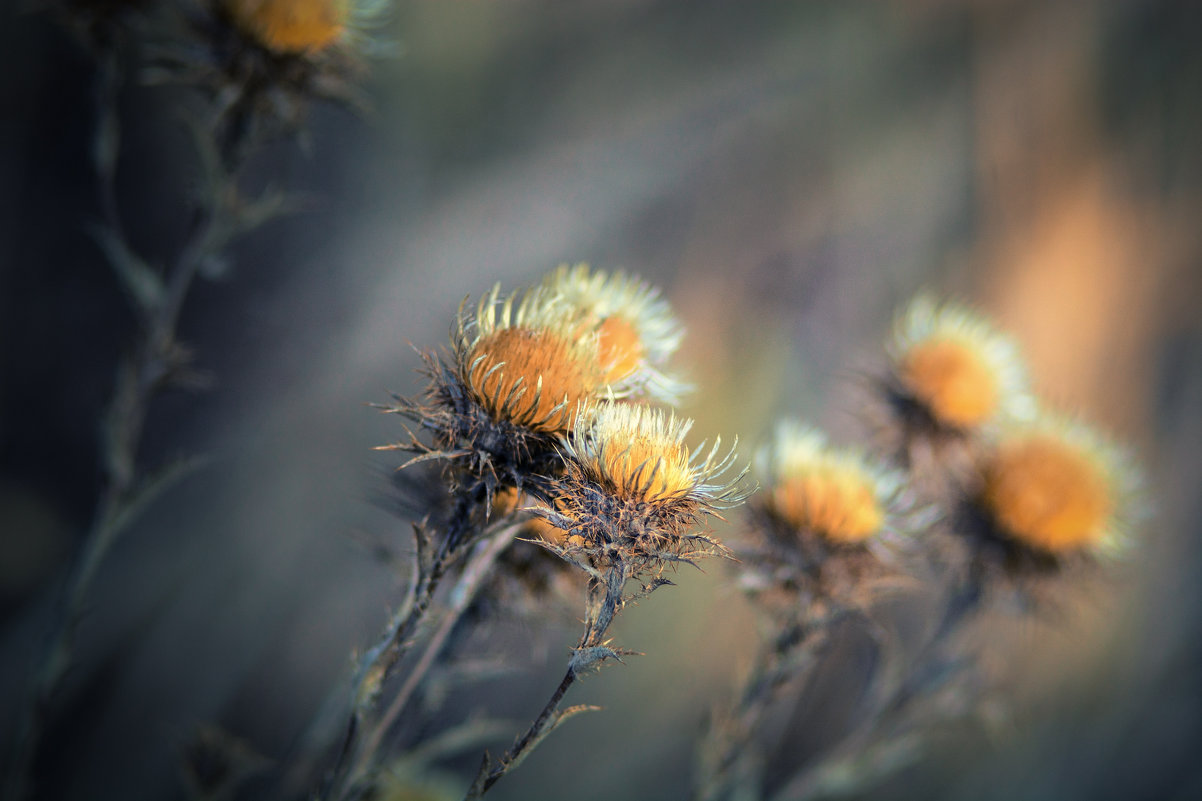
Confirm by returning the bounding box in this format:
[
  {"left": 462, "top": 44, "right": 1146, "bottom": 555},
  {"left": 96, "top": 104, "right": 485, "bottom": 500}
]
[
  {"left": 694, "top": 424, "right": 909, "bottom": 801},
  {"left": 7, "top": 3, "right": 381, "bottom": 799}
]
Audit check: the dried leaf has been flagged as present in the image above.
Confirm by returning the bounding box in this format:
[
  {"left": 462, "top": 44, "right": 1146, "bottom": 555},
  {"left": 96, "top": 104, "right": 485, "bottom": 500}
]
[{"left": 90, "top": 225, "right": 163, "bottom": 316}]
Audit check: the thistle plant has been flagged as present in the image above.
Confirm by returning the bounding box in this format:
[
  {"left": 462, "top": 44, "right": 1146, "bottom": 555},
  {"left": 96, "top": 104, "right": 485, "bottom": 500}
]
[
  {"left": 5, "top": 3, "right": 385, "bottom": 799},
  {"left": 313, "top": 265, "right": 714, "bottom": 800},
  {"left": 695, "top": 423, "right": 910, "bottom": 801},
  {"left": 877, "top": 296, "right": 1034, "bottom": 496}
]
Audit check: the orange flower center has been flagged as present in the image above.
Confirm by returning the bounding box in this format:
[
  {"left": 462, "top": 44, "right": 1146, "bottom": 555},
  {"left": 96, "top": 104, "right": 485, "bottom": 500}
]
[
  {"left": 595, "top": 316, "right": 644, "bottom": 383},
  {"left": 900, "top": 338, "right": 999, "bottom": 427},
  {"left": 468, "top": 328, "right": 599, "bottom": 432},
  {"left": 600, "top": 435, "right": 693, "bottom": 503},
  {"left": 771, "top": 471, "right": 883, "bottom": 544},
  {"left": 982, "top": 434, "right": 1113, "bottom": 552},
  {"left": 226, "top": 0, "right": 346, "bottom": 54}
]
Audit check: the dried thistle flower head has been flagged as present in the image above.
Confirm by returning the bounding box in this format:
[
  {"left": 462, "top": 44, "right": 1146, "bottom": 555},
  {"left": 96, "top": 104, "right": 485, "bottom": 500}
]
[
  {"left": 889, "top": 296, "right": 1033, "bottom": 430},
  {"left": 978, "top": 415, "right": 1137, "bottom": 558},
  {"left": 456, "top": 283, "right": 607, "bottom": 434},
  {"left": 755, "top": 421, "right": 899, "bottom": 545},
  {"left": 223, "top": 0, "right": 350, "bottom": 54},
  {"left": 155, "top": 1, "right": 389, "bottom": 142},
  {"left": 541, "top": 263, "right": 688, "bottom": 403},
  {"left": 538, "top": 401, "right": 748, "bottom": 571},
  {"left": 569, "top": 402, "right": 741, "bottom": 507}
]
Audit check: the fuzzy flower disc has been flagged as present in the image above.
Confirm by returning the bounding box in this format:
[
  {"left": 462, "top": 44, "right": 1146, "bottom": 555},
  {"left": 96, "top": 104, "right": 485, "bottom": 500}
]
[
  {"left": 899, "top": 338, "right": 999, "bottom": 428},
  {"left": 457, "top": 285, "right": 604, "bottom": 434},
  {"left": 574, "top": 404, "right": 696, "bottom": 503},
  {"left": 541, "top": 263, "right": 687, "bottom": 402},
  {"left": 981, "top": 419, "right": 1130, "bottom": 554},
  {"left": 756, "top": 422, "right": 896, "bottom": 544},
  {"left": 565, "top": 402, "right": 745, "bottom": 510},
  {"left": 224, "top": 0, "right": 348, "bottom": 54},
  {"left": 595, "top": 316, "right": 644, "bottom": 383},
  {"left": 467, "top": 328, "right": 599, "bottom": 432},
  {"left": 891, "top": 296, "right": 1031, "bottom": 429}
]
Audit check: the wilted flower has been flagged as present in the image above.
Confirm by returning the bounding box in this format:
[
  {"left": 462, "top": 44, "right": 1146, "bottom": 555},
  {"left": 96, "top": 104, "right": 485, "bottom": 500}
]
[
  {"left": 541, "top": 263, "right": 688, "bottom": 403},
  {"left": 888, "top": 296, "right": 1032, "bottom": 432},
  {"left": 384, "top": 268, "right": 695, "bottom": 514},
  {"left": 535, "top": 401, "right": 748, "bottom": 573},
  {"left": 151, "top": 0, "right": 390, "bottom": 150},
  {"left": 977, "top": 414, "right": 1137, "bottom": 560},
  {"left": 223, "top": 0, "right": 349, "bottom": 54},
  {"left": 456, "top": 283, "right": 606, "bottom": 434},
  {"left": 744, "top": 421, "right": 909, "bottom": 611},
  {"left": 755, "top": 422, "right": 900, "bottom": 546}
]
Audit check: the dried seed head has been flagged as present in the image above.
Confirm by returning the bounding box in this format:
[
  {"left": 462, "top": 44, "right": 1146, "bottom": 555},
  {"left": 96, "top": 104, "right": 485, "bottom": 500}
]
[
  {"left": 755, "top": 422, "right": 899, "bottom": 545},
  {"left": 566, "top": 402, "right": 745, "bottom": 509},
  {"left": 534, "top": 401, "right": 748, "bottom": 573},
  {"left": 890, "top": 296, "right": 1033, "bottom": 430},
  {"left": 541, "top": 263, "right": 689, "bottom": 403},
  {"left": 978, "top": 415, "right": 1137, "bottom": 557},
  {"left": 223, "top": 0, "right": 350, "bottom": 54},
  {"left": 456, "top": 284, "right": 605, "bottom": 433}
]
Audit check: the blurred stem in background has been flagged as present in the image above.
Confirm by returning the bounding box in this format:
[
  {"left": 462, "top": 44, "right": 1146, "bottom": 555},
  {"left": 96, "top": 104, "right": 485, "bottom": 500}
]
[{"left": 5, "top": 2, "right": 363, "bottom": 796}]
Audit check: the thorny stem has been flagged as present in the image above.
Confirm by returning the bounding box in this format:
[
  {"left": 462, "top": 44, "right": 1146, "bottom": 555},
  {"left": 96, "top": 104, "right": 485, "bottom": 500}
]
[
  {"left": 4, "top": 50, "right": 259, "bottom": 801},
  {"left": 339, "top": 524, "right": 521, "bottom": 796},
  {"left": 468, "top": 564, "right": 629, "bottom": 799},
  {"left": 321, "top": 554, "right": 450, "bottom": 798},
  {"left": 317, "top": 494, "right": 502, "bottom": 801}
]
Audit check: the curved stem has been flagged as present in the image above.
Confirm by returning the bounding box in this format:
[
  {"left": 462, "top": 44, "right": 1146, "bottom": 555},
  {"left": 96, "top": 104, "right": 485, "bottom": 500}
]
[
  {"left": 467, "top": 564, "right": 629, "bottom": 800},
  {"left": 345, "top": 525, "right": 520, "bottom": 793},
  {"left": 5, "top": 48, "right": 257, "bottom": 801}
]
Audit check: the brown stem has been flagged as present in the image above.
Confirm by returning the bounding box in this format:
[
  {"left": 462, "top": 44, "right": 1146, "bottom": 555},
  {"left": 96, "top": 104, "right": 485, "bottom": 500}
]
[
  {"left": 344, "top": 525, "right": 520, "bottom": 793},
  {"left": 4, "top": 58, "right": 256, "bottom": 801},
  {"left": 468, "top": 563, "right": 629, "bottom": 800}
]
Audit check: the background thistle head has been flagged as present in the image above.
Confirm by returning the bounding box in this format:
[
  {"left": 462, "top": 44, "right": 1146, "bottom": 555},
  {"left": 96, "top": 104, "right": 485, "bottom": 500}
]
[
  {"left": 754, "top": 420, "right": 902, "bottom": 547},
  {"left": 540, "top": 263, "right": 690, "bottom": 403},
  {"left": 743, "top": 420, "right": 911, "bottom": 609},
  {"left": 886, "top": 295, "right": 1033, "bottom": 434},
  {"left": 975, "top": 412, "right": 1140, "bottom": 563}
]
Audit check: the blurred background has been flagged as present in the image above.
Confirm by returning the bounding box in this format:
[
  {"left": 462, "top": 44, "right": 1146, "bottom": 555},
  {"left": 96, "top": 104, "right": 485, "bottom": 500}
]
[{"left": 2, "top": 1, "right": 1200, "bottom": 800}]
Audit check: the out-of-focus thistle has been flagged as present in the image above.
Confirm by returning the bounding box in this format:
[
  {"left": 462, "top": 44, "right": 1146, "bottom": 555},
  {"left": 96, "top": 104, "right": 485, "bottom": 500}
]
[
  {"left": 8, "top": 4, "right": 389, "bottom": 800},
  {"left": 149, "top": 0, "right": 390, "bottom": 162},
  {"left": 976, "top": 414, "right": 1135, "bottom": 563},
  {"left": 695, "top": 423, "right": 907, "bottom": 801},
  {"left": 878, "top": 296, "right": 1033, "bottom": 491},
  {"left": 765, "top": 295, "right": 1144, "bottom": 801},
  {"left": 466, "top": 400, "right": 749, "bottom": 798},
  {"left": 224, "top": 0, "right": 350, "bottom": 54},
  {"left": 936, "top": 410, "right": 1142, "bottom": 606}
]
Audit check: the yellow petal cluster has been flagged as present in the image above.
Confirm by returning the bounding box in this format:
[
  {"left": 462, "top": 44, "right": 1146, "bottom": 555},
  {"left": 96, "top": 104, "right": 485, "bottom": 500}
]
[{"left": 756, "top": 422, "right": 896, "bottom": 544}]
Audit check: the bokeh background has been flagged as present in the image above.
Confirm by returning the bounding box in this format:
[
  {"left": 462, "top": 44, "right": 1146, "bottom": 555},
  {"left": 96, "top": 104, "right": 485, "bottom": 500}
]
[{"left": 2, "top": 1, "right": 1201, "bottom": 800}]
